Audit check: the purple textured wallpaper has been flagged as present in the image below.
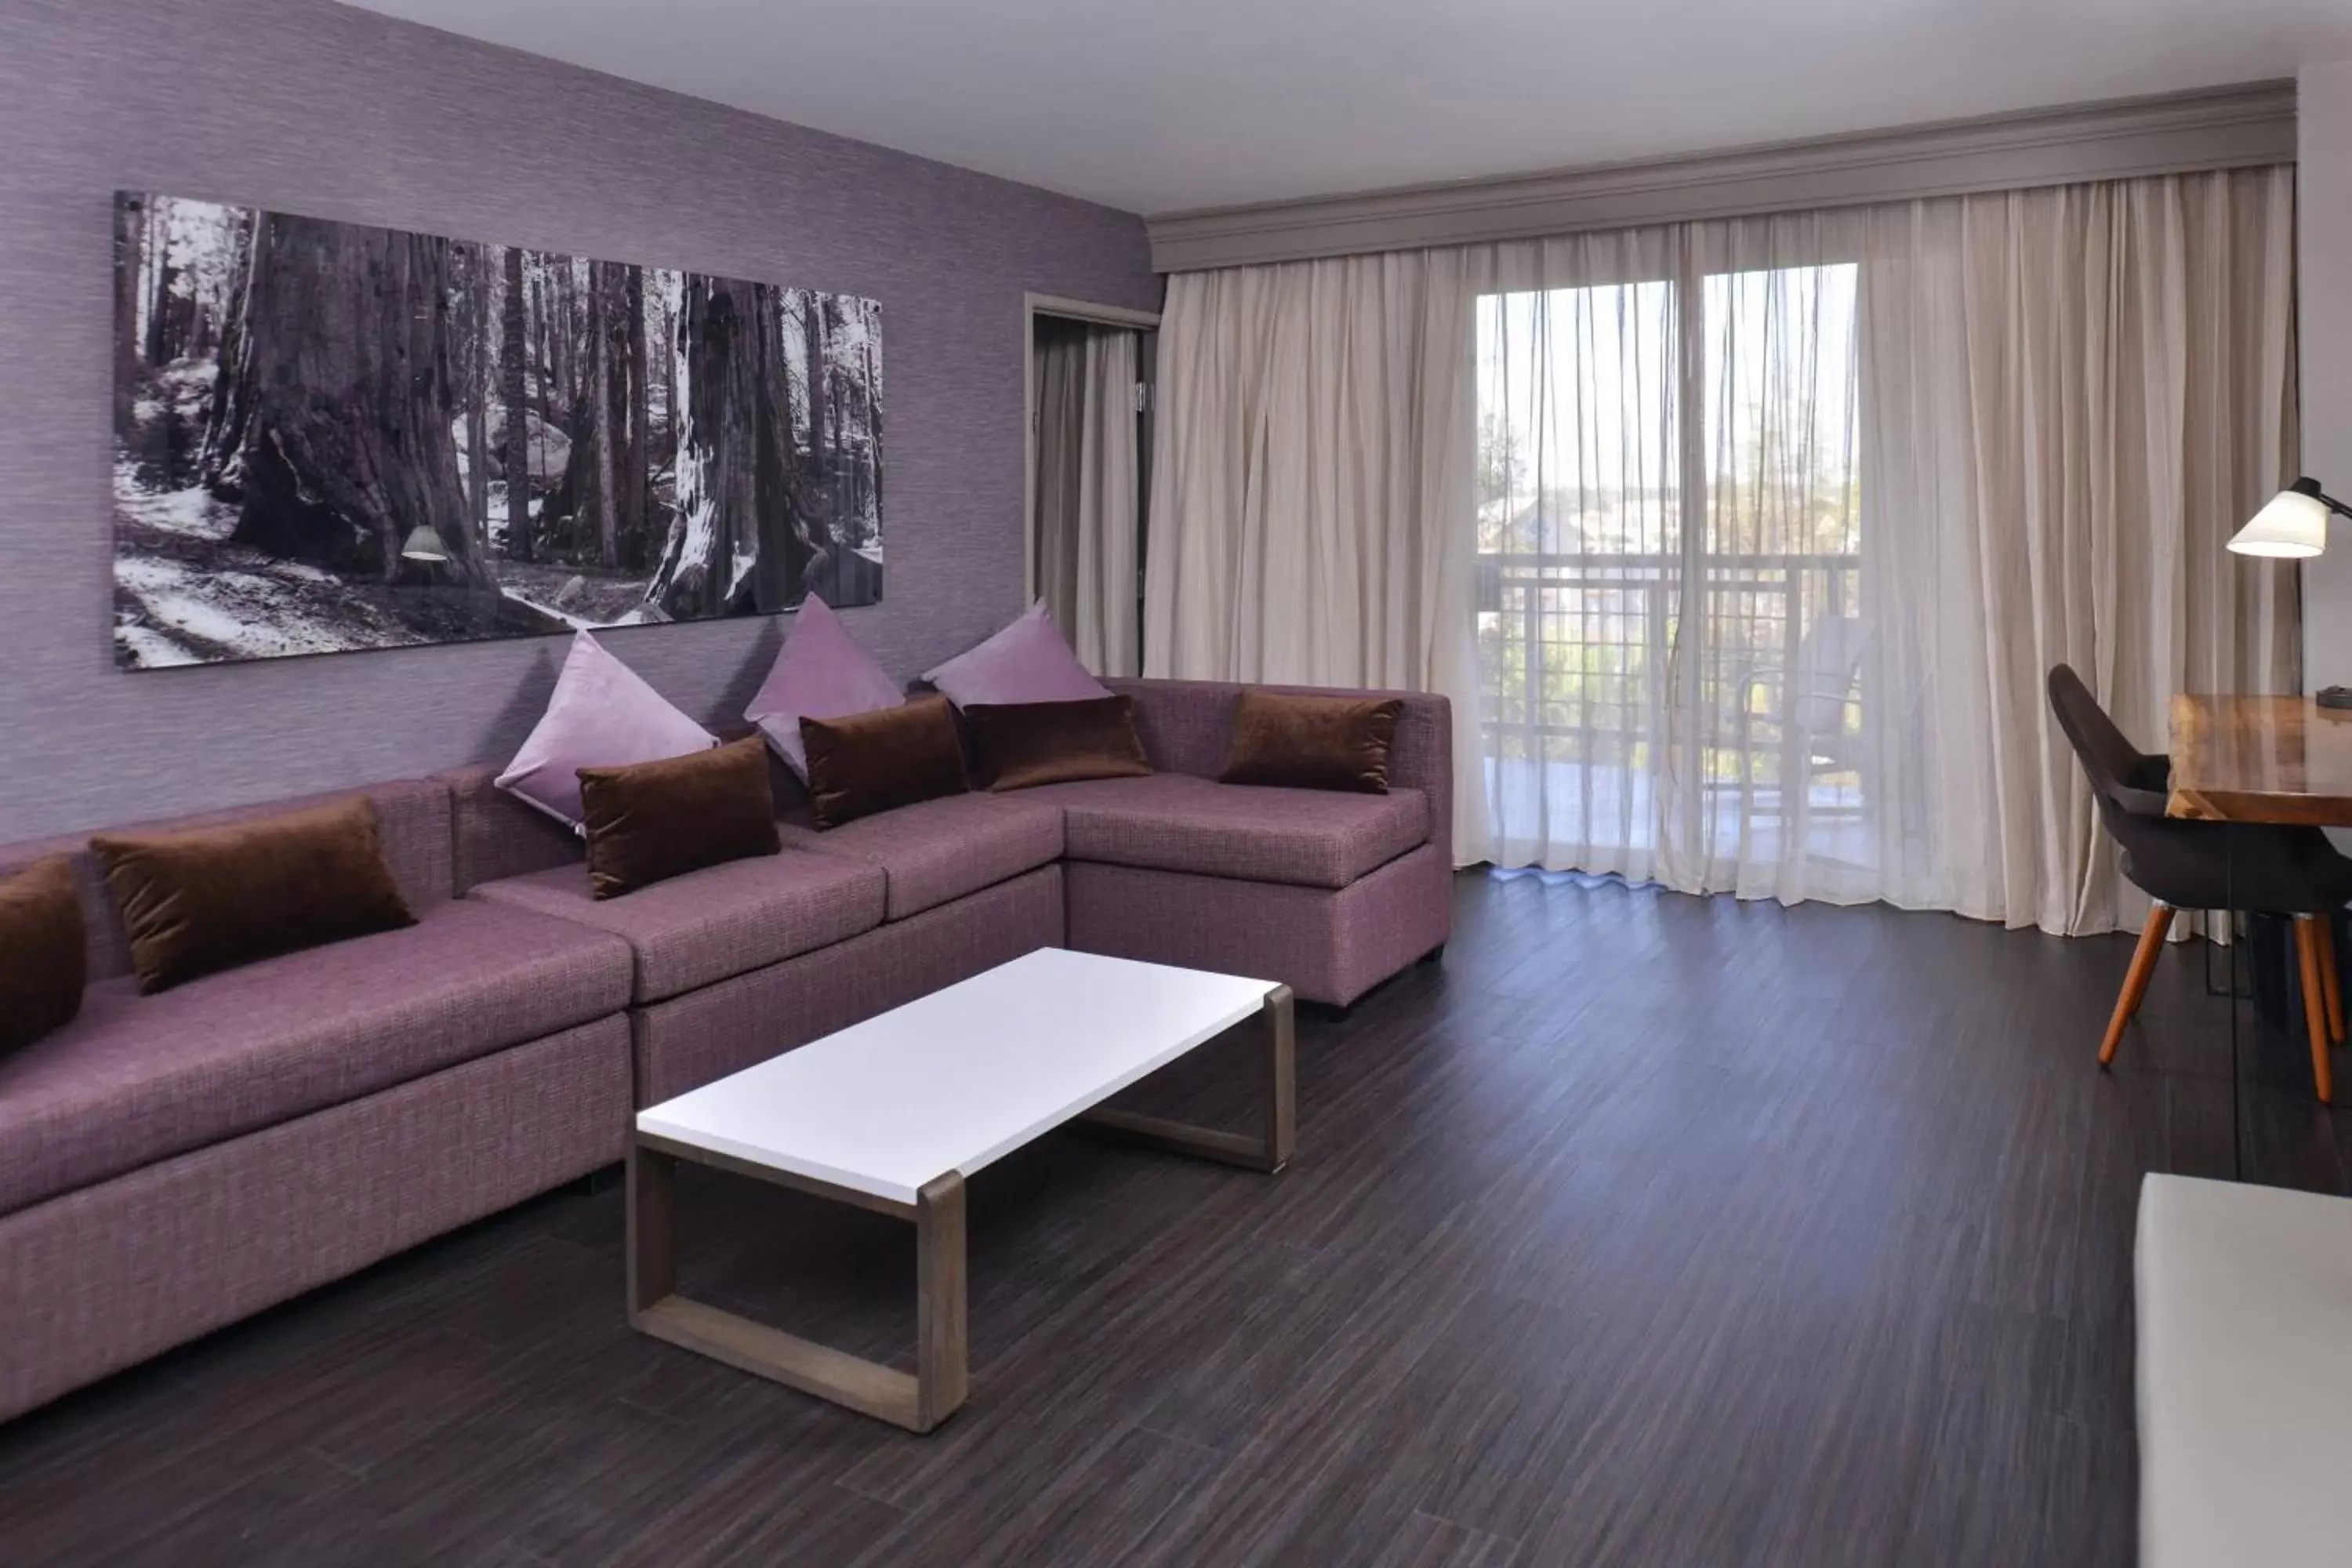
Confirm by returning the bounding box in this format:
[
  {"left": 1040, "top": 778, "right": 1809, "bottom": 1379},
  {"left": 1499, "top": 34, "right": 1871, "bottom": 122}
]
[{"left": 0, "top": 0, "right": 1158, "bottom": 840}]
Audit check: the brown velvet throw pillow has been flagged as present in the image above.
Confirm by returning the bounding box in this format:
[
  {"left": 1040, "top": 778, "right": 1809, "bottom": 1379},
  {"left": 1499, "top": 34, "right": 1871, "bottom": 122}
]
[
  {"left": 962, "top": 695, "right": 1153, "bottom": 791},
  {"left": 1219, "top": 690, "right": 1405, "bottom": 794},
  {"left": 92, "top": 797, "right": 416, "bottom": 994},
  {"left": 0, "top": 857, "right": 87, "bottom": 1052},
  {"left": 800, "top": 695, "right": 970, "bottom": 829},
  {"left": 579, "top": 735, "right": 782, "bottom": 899}
]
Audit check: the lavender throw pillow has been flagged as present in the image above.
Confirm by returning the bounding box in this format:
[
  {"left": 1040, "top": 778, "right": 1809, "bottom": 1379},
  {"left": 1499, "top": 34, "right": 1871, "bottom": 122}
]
[
  {"left": 744, "top": 594, "right": 906, "bottom": 780},
  {"left": 924, "top": 601, "right": 1110, "bottom": 710},
  {"left": 496, "top": 632, "right": 717, "bottom": 831}
]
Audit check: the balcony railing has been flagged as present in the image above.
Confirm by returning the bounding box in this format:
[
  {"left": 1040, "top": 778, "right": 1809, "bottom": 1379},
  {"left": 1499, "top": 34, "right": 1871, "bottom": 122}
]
[{"left": 1475, "top": 549, "right": 1864, "bottom": 788}]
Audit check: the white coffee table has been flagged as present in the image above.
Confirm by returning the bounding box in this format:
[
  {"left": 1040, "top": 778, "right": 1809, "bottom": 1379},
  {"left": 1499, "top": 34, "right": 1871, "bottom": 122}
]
[{"left": 626, "top": 946, "right": 1294, "bottom": 1432}]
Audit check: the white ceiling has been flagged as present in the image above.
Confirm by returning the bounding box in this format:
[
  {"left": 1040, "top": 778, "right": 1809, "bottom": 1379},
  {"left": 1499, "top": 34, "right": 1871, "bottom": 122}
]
[{"left": 347, "top": 0, "right": 2352, "bottom": 214}]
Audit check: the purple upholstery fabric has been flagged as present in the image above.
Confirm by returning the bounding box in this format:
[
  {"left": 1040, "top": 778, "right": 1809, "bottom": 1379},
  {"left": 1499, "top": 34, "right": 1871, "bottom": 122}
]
[
  {"left": 495, "top": 631, "right": 718, "bottom": 830},
  {"left": 469, "top": 850, "right": 886, "bottom": 1004},
  {"left": 1021, "top": 774, "right": 1428, "bottom": 891},
  {"left": 1108, "top": 679, "right": 1454, "bottom": 866},
  {"left": 778, "top": 792, "right": 1063, "bottom": 920},
  {"left": 1066, "top": 845, "right": 1452, "bottom": 1006},
  {"left": 633, "top": 865, "right": 1064, "bottom": 1105},
  {"left": 744, "top": 594, "right": 908, "bottom": 780},
  {"left": 923, "top": 601, "right": 1109, "bottom": 708},
  {"left": 437, "top": 764, "right": 586, "bottom": 891},
  {"left": 0, "top": 1016, "right": 629, "bottom": 1423},
  {"left": 0, "top": 900, "right": 633, "bottom": 1217},
  {"left": 0, "top": 779, "right": 454, "bottom": 985}
]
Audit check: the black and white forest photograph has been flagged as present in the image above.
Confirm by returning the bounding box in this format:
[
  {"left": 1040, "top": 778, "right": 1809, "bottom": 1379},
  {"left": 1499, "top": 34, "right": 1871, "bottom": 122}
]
[{"left": 111, "top": 193, "right": 884, "bottom": 670}]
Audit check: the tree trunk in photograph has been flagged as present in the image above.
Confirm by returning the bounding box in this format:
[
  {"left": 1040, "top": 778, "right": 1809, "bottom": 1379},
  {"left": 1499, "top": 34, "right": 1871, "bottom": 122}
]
[
  {"left": 625, "top": 267, "right": 650, "bottom": 572},
  {"left": 144, "top": 203, "right": 179, "bottom": 365},
  {"left": 466, "top": 246, "right": 491, "bottom": 559},
  {"left": 802, "top": 291, "right": 826, "bottom": 491},
  {"left": 750, "top": 285, "right": 796, "bottom": 612},
  {"left": 225, "top": 212, "right": 490, "bottom": 586},
  {"left": 591, "top": 263, "right": 619, "bottom": 569},
  {"left": 861, "top": 308, "right": 882, "bottom": 534},
  {"left": 553, "top": 261, "right": 626, "bottom": 568},
  {"left": 112, "top": 198, "right": 143, "bottom": 441},
  {"left": 532, "top": 265, "right": 552, "bottom": 527},
  {"left": 797, "top": 292, "right": 833, "bottom": 598},
  {"left": 200, "top": 210, "right": 259, "bottom": 491},
  {"left": 503, "top": 245, "right": 533, "bottom": 564},
  {"left": 649, "top": 276, "right": 809, "bottom": 618}
]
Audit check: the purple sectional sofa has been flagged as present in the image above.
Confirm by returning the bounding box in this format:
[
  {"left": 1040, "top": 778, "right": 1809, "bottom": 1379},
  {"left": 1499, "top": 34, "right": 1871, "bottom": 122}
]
[{"left": 0, "top": 678, "right": 1449, "bottom": 1421}]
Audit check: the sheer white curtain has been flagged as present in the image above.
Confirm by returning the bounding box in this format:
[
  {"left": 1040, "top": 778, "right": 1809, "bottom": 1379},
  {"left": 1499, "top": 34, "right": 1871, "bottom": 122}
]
[
  {"left": 1034, "top": 321, "right": 1142, "bottom": 676},
  {"left": 1148, "top": 166, "right": 2299, "bottom": 933}
]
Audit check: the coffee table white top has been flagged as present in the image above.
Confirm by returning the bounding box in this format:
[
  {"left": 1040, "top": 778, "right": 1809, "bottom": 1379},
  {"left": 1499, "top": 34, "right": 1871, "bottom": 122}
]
[{"left": 634, "top": 947, "right": 1280, "bottom": 1206}]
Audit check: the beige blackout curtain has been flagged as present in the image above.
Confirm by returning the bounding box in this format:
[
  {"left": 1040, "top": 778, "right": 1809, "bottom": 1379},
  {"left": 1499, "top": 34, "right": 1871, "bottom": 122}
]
[
  {"left": 1144, "top": 252, "right": 1490, "bottom": 855},
  {"left": 1146, "top": 165, "right": 2299, "bottom": 933},
  {"left": 1033, "top": 321, "right": 1142, "bottom": 676}
]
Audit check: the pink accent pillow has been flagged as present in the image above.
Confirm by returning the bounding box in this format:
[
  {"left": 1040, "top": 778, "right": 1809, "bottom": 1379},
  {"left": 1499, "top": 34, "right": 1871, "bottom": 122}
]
[
  {"left": 744, "top": 594, "right": 906, "bottom": 780},
  {"left": 496, "top": 632, "right": 717, "bottom": 831},
  {"left": 924, "top": 601, "right": 1109, "bottom": 710}
]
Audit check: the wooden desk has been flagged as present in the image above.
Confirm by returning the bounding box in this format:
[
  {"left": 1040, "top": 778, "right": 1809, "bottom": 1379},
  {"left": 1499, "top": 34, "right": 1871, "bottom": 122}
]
[
  {"left": 2166, "top": 692, "right": 2352, "bottom": 1113},
  {"left": 2168, "top": 694, "right": 2352, "bottom": 827}
]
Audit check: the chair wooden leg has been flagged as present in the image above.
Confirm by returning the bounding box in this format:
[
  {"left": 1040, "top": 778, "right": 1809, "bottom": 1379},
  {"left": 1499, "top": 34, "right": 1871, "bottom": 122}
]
[
  {"left": 2099, "top": 904, "right": 2174, "bottom": 1068},
  {"left": 2296, "top": 916, "right": 2336, "bottom": 1105},
  {"left": 2321, "top": 919, "right": 2344, "bottom": 1044}
]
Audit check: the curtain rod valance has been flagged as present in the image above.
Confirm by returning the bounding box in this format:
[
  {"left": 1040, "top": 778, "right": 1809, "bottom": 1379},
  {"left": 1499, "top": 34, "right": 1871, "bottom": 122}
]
[{"left": 1145, "top": 80, "right": 2295, "bottom": 273}]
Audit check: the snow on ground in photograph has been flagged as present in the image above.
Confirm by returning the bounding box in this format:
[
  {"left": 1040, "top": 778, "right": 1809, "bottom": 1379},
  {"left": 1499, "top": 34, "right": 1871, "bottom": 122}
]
[
  {"left": 115, "top": 466, "right": 238, "bottom": 541},
  {"left": 113, "top": 544, "right": 426, "bottom": 667},
  {"left": 114, "top": 622, "right": 197, "bottom": 668},
  {"left": 499, "top": 586, "right": 593, "bottom": 631}
]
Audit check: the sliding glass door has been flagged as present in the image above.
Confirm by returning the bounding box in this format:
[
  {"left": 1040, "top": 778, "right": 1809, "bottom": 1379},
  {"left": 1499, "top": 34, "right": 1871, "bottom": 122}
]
[{"left": 1474, "top": 241, "right": 1865, "bottom": 894}]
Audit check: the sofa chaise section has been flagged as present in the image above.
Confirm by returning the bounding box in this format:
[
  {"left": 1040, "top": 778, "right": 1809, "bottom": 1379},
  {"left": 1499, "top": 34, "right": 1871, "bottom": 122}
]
[
  {"left": 1025, "top": 773, "right": 1428, "bottom": 890},
  {"left": 1055, "top": 679, "right": 1454, "bottom": 1007},
  {"left": 0, "top": 779, "right": 639, "bottom": 1422}
]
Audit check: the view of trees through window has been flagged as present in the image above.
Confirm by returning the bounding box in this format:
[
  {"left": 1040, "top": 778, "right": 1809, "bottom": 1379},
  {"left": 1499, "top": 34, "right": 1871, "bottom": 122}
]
[{"left": 1474, "top": 262, "right": 1864, "bottom": 858}]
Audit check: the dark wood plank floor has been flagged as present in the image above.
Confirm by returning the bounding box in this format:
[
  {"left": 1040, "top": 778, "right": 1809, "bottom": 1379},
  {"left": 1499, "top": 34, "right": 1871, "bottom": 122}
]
[{"left": 2, "top": 872, "right": 2343, "bottom": 1566}]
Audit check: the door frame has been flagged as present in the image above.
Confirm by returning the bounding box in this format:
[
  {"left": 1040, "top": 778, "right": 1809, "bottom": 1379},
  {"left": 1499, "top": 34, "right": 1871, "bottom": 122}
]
[{"left": 1022, "top": 292, "right": 1161, "bottom": 611}]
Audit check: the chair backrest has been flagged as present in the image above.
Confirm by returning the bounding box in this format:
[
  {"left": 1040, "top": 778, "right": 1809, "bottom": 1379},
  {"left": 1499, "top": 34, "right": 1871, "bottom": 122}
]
[
  {"left": 2046, "top": 664, "right": 2170, "bottom": 820},
  {"left": 1792, "top": 615, "right": 1873, "bottom": 735}
]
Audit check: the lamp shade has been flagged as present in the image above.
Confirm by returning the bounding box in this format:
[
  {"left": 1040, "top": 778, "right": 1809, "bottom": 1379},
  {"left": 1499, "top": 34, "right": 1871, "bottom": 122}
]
[
  {"left": 2227, "top": 488, "right": 2330, "bottom": 558},
  {"left": 399, "top": 523, "right": 451, "bottom": 563}
]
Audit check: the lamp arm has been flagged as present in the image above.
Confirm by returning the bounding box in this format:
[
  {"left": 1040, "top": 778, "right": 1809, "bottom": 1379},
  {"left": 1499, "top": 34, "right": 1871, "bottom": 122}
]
[{"left": 2290, "top": 476, "right": 2352, "bottom": 519}]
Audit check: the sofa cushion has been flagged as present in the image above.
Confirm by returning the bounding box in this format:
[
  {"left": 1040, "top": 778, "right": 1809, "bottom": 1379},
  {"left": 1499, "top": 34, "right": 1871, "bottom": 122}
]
[
  {"left": 1219, "top": 690, "right": 1403, "bottom": 794},
  {"left": 1024, "top": 774, "right": 1430, "bottom": 890},
  {"left": 469, "top": 848, "right": 887, "bottom": 1004},
  {"left": 743, "top": 592, "right": 907, "bottom": 782},
  {"left": 0, "top": 778, "right": 455, "bottom": 985},
  {"left": 93, "top": 796, "right": 418, "bottom": 993},
  {"left": 0, "top": 858, "right": 85, "bottom": 1054},
  {"left": 579, "top": 737, "right": 782, "bottom": 900},
  {"left": 779, "top": 793, "right": 1064, "bottom": 920},
  {"left": 964, "top": 695, "right": 1152, "bottom": 791},
  {"left": 496, "top": 630, "right": 717, "bottom": 830},
  {"left": 0, "top": 899, "right": 633, "bottom": 1217},
  {"left": 800, "top": 696, "right": 970, "bottom": 830}
]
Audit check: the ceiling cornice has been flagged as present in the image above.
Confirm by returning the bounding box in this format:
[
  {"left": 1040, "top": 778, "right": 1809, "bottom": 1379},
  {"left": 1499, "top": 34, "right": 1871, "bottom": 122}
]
[{"left": 1146, "top": 80, "right": 2296, "bottom": 273}]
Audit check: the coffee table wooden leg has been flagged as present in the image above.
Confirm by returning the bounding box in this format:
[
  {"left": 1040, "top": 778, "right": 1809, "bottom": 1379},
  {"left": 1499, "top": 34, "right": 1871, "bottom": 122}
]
[
  {"left": 627, "top": 1139, "right": 677, "bottom": 1315},
  {"left": 1261, "top": 985, "right": 1295, "bottom": 1173},
  {"left": 626, "top": 1134, "right": 964, "bottom": 1434},
  {"left": 914, "top": 1173, "right": 969, "bottom": 1432},
  {"left": 1080, "top": 985, "right": 1296, "bottom": 1174}
]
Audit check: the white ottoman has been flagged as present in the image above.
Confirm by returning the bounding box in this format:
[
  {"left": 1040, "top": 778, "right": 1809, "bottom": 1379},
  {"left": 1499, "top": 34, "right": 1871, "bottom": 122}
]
[{"left": 2136, "top": 1173, "right": 2352, "bottom": 1566}]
